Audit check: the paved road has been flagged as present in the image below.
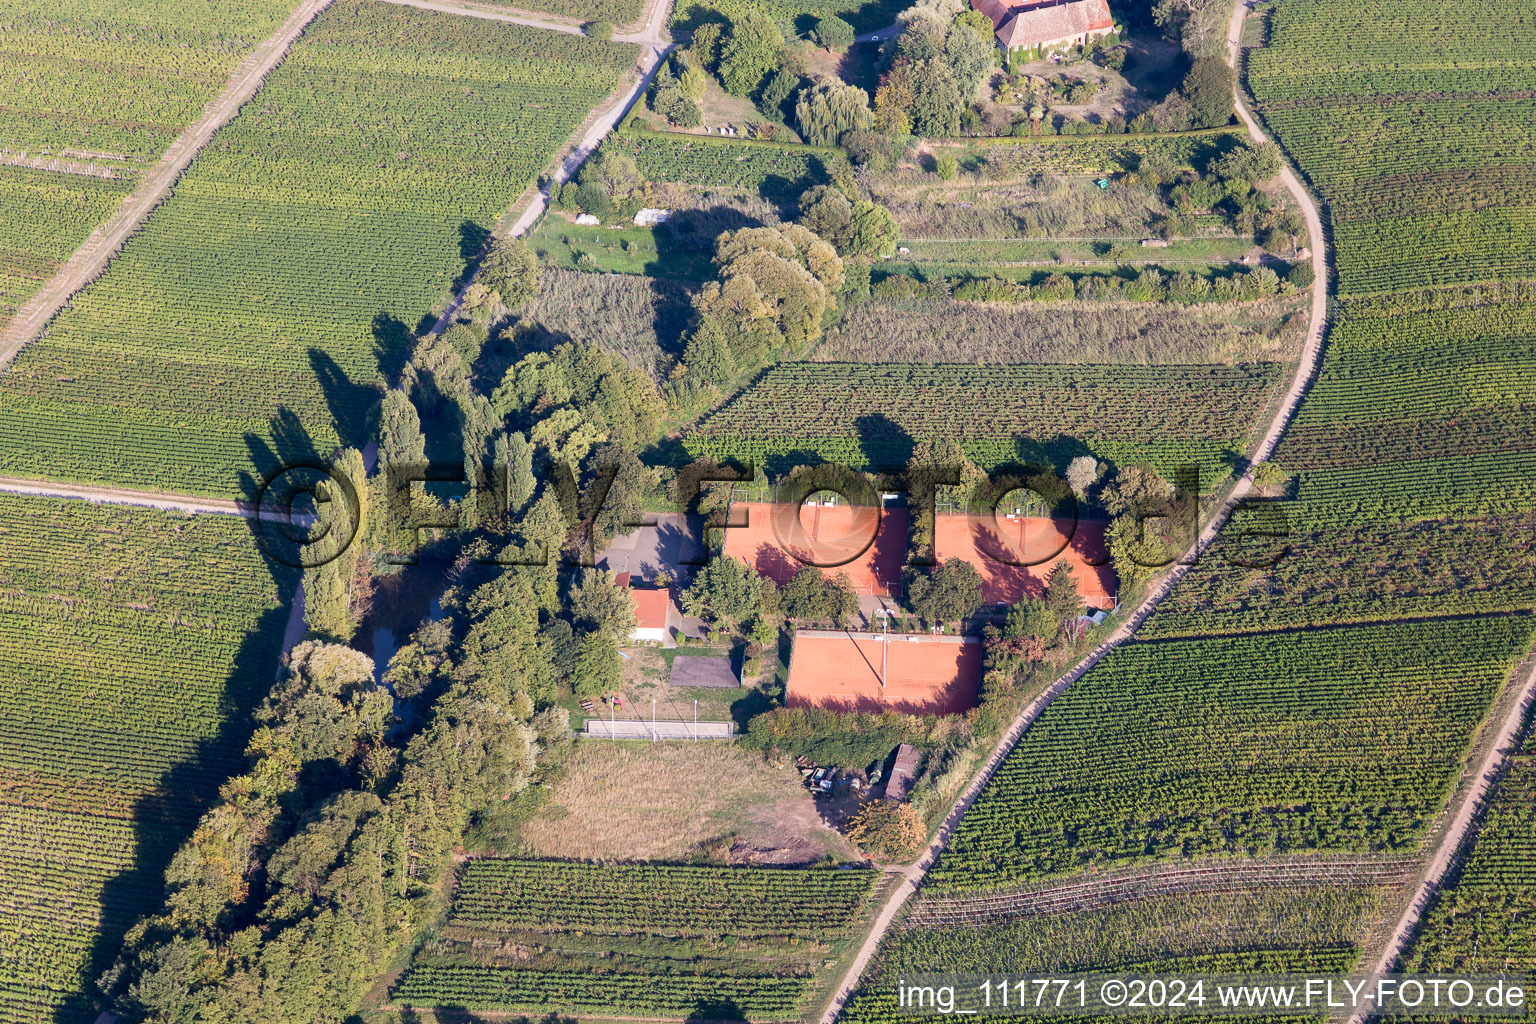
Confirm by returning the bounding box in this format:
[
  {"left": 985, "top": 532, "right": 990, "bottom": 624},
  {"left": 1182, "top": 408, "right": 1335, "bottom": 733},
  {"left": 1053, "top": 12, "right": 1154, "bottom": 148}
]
[
  {"left": 817, "top": 7, "right": 1334, "bottom": 1021},
  {"left": 0, "top": 0, "right": 335, "bottom": 366}
]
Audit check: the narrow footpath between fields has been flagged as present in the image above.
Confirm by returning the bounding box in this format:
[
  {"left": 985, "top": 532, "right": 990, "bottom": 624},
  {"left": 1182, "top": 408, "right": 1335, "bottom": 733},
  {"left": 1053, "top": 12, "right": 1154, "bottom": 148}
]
[{"left": 815, "top": 4, "right": 1332, "bottom": 1019}]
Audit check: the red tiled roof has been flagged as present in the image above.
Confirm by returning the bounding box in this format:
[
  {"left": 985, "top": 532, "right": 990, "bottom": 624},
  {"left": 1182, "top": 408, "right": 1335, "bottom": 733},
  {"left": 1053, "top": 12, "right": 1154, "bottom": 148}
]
[
  {"left": 631, "top": 587, "right": 674, "bottom": 630},
  {"left": 973, "top": 0, "right": 1015, "bottom": 31},
  {"left": 986, "top": 0, "right": 1113, "bottom": 48}
]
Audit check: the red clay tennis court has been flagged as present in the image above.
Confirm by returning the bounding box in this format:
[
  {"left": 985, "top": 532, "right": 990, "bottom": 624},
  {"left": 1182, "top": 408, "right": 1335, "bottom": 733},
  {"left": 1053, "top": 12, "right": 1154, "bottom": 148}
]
[
  {"left": 934, "top": 513, "right": 1115, "bottom": 609},
  {"left": 722, "top": 501, "right": 908, "bottom": 595},
  {"left": 786, "top": 630, "right": 982, "bottom": 715}
]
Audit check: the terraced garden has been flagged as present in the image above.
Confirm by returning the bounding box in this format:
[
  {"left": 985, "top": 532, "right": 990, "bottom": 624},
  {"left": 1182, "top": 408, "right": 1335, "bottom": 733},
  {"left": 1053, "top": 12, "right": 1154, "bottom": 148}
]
[
  {"left": 478, "top": 0, "right": 645, "bottom": 24},
  {"left": 391, "top": 858, "right": 882, "bottom": 1019},
  {"left": 0, "top": 496, "right": 294, "bottom": 1024},
  {"left": 815, "top": 292, "right": 1308, "bottom": 366},
  {"left": 611, "top": 128, "right": 847, "bottom": 198},
  {"left": 687, "top": 361, "right": 1283, "bottom": 477},
  {"left": 673, "top": 0, "right": 908, "bottom": 34},
  {"left": 0, "top": 0, "right": 638, "bottom": 497}
]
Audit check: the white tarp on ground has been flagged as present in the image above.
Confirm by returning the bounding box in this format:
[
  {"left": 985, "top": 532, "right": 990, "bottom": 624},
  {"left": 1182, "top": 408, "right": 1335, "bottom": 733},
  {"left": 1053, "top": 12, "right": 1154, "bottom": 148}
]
[
  {"left": 575, "top": 213, "right": 601, "bottom": 225},
  {"left": 583, "top": 719, "right": 734, "bottom": 739},
  {"left": 633, "top": 207, "right": 671, "bottom": 226}
]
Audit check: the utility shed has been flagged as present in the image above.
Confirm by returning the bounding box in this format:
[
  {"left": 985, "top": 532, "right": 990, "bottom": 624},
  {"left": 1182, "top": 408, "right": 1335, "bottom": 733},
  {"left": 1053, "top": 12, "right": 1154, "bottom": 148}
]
[{"left": 886, "top": 743, "right": 921, "bottom": 802}]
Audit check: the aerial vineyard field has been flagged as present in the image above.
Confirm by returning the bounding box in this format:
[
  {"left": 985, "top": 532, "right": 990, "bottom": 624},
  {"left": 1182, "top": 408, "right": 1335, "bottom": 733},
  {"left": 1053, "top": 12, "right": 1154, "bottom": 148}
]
[
  {"left": 393, "top": 858, "right": 880, "bottom": 1019},
  {"left": 815, "top": 293, "right": 1307, "bottom": 366},
  {"left": 612, "top": 129, "right": 847, "bottom": 197},
  {"left": 1244, "top": 1, "right": 1536, "bottom": 101},
  {"left": 840, "top": 885, "right": 1383, "bottom": 1024},
  {"left": 473, "top": 0, "right": 644, "bottom": 24},
  {"left": 450, "top": 858, "right": 877, "bottom": 936},
  {"left": 1248, "top": 3, "right": 1536, "bottom": 298},
  {"left": 674, "top": 0, "right": 908, "bottom": 33},
  {"left": 0, "top": 495, "right": 294, "bottom": 1024},
  {"left": 0, "top": 0, "right": 300, "bottom": 162},
  {"left": 0, "top": 166, "right": 133, "bottom": 332},
  {"left": 0, "top": 0, "right": 637, "bottom": 497},
  {"left": 1402, "top": 707, "right": 1536, "bottom": 975},
  {"left": 1135, "top": 0, "right": 1536, "bottom": 644},
  {"left": 687, "top": 361, "right": 1282, "bottom": 477},
  {"left": 925, "top": 617, "right": 1536, "bottom": 892}
]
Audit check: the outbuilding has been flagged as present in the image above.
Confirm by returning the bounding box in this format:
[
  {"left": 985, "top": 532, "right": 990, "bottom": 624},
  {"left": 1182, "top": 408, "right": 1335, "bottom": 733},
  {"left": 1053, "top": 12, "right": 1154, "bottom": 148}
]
[{"left": 974, "top": 0, "right": 1115, "bottom": 67}]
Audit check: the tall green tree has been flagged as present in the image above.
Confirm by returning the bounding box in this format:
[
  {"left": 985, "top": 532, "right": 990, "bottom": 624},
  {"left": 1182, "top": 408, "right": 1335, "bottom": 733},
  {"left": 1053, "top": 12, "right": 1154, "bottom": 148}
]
[
  {"left": 906, "top": 557, "right": 983, "bottom": 624},
  {"left": 574, "top": 631, "right": 622, "bottom": 697},
  {"left": 479, "top": 236, "right": 539, "bottom": 308},
  {"left": 1044, "top": 560, "right": 1082, "bottom": 625},
  {"left": 718, "top": 12, "right": 783, "bottom": 96},
  {"left": 302, "top": 447, "right": 369, "bottom": 644},
  {"left": 813, "top": 14, "right": 854, "bottom": 50},
  {"left": 795, "top": 79, "right": 872, "bottom": 146},
  {"left": 570, "top": 568, "right": 638, "bottom": 640},
  {"left": 943, "top": 21, "right": 993, "bottom": 98},
  {"left": 909, "top": 59, "right": 963, "bottom": 137},
  {"left": 682, "top": 555, "right": 765, "bottom": 628}
]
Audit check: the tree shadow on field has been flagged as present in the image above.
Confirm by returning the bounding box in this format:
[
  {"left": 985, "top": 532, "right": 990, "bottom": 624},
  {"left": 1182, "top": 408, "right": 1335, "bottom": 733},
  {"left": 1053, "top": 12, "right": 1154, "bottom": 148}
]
[
  {"left": 685, "top": 999, "right": 747, "bottom": 1022},
  {"left": 80, "top": 409, "right": 313, "bottom": 1021},
  {"left": 855, "top": 412, "right": 915, "bottom": 477},
  {"left": 310, "top": 348, "right": 379, "bottom": 459},
  {"left": 457, "top": 219, "right": 492, "bottom": 289},
  {"left": 373, "top": 311, "right": 415, "bottom": 389},
  {"left": 1014, "top": 433, "right": 1097, "bottom": 478}
]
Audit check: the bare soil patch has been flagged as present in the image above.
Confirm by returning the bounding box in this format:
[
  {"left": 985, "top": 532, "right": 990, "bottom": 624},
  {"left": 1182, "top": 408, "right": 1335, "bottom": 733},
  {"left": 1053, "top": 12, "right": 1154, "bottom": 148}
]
[{"left": 518, "top": 739, "right": 859, "bottom": 864}]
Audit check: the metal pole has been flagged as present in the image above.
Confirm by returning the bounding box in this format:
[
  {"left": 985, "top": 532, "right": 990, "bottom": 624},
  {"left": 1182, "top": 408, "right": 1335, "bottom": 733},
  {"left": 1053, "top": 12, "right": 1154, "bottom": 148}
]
[
  {"left": 881, "top": 609, "right": 888, "bottom": 690},
  {"left": 610, "top": 694, "right": 615, "bottom": 742}
]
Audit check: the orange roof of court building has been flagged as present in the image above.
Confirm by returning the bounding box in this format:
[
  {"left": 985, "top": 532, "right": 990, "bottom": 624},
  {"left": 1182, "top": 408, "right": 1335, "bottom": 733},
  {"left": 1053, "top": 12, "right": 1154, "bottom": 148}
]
[
  {"left": 786, "top": 630, "right": 983, "bottom": 716},
  {"left": 933, "top": 512, "right": 1116, "bottom": 609},
  {"left": 721, "top": 501, "right": 908, "bottom": 596}
]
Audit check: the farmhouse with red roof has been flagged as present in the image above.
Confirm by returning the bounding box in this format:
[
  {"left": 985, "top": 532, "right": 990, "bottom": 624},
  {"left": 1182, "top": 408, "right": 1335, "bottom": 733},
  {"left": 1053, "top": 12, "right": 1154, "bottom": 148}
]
[{"left": 973, "top": 0, "right": 1116, "bottom": 66}]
